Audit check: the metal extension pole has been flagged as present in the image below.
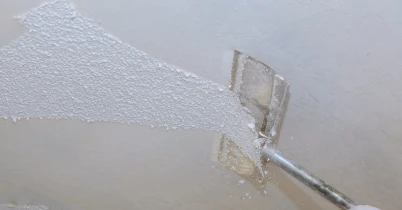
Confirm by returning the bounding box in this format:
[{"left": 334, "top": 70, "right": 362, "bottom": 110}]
[{"left": 261, "top": 143, "right": 357, "bottom": 210}]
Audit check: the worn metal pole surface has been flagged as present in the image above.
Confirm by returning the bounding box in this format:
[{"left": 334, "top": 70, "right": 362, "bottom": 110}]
[{"left": 261, "top": 144, "right": 357, "bottom": 210}]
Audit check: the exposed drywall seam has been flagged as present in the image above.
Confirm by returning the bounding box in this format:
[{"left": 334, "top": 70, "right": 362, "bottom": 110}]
[{"left": 0, "top": 0, "right": 262, "bottom": 170}]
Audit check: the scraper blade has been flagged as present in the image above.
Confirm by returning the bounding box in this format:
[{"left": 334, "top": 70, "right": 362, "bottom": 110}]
[{"left": 217, "top": 50, "right": 289, "bottom": 185}]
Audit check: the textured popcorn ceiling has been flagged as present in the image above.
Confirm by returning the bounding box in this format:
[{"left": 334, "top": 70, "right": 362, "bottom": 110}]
[
  {"left": 0, "top": 0, "right": 401, "bottom": 209},
  {"left": 0, "top": 204, "right": 48, "bottom": 210},
  {"left": 0, "top": 0, "right": 263, "bottom": 170}
]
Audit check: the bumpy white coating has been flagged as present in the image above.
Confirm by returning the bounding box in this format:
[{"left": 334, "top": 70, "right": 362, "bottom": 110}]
[
  {"left": 0, "top": 204, "right": 48, "bottom": 210},
  {"left": 0, "top": 0, "right": 262, "bottom": 170}
]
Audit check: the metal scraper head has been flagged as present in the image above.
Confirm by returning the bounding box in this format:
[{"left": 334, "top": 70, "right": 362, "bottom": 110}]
[
  {"left": 218, "top": 51, "right": 289, "bottom": 183},
  {"left": 230, "top": 50, "right": 290, "bottom": 141}
]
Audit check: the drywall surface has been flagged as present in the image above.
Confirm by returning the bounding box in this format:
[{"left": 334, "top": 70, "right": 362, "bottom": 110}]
[
  {"left": 1, "top": 0, "right": 402, "bottom": 209},
  {"left": 0, "top": 1, "right": 262, "bottom": 169}
]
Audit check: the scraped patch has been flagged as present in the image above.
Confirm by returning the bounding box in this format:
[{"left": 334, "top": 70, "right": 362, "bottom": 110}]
[{"left": 0, "top": 0, "right": 262, "bottom": 170}]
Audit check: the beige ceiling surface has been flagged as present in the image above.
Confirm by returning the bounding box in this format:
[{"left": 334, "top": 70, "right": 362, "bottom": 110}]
[{"left": 1, "top": 0, "right": 401, "bottom": 209}]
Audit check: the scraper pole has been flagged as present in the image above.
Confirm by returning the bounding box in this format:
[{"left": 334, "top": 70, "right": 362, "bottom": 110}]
[{"left": 261, "top": 144, "right": 357, "bottom": 210}]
